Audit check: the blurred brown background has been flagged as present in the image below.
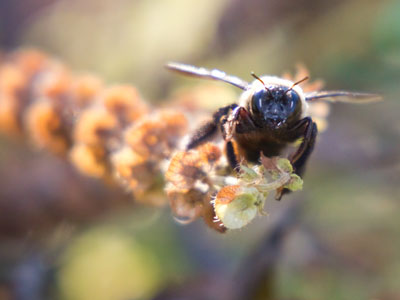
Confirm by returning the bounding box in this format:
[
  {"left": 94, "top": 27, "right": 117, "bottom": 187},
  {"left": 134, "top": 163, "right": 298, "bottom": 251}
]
[{"left": 0, "top": 0, "right": 399, "bottom": 299}]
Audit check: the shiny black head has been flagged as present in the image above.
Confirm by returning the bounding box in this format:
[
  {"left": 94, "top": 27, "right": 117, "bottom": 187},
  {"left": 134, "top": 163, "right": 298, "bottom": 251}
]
[{"left": 249, "top": 86, "right": 302, "bottom": 128}]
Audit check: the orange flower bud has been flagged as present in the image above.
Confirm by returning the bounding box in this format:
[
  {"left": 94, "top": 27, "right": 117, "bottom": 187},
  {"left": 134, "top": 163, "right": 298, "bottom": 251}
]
[
  {"left": 74, "top": 107, "right": 118, "bottom": 146},
  {"left": 101, "top": 85, "right": 148, "bottom": 125},
  {"left": 70, "top": 143, "right": 108, "bottom": 178},
  {"left": 25, "top": 100, "right": 70, "bottom": 154}
]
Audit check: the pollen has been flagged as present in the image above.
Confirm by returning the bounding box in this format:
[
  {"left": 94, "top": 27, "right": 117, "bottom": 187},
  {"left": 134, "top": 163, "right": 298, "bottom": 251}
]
[
  {"left": 24, "top": 100, "right": 70, "bottom": 155},
  {"left": 101, "top": 85, "right": 148, "bottom": 124},
  {"left": 124, "top": 120, "right": 165, "bottom": 158},
  {"left": 198, "top": 142, "right": 222, "bottom": 166},
  {"left": 74, "top": 107, "right": 118, "bottom": 146},
  {"left": 165, "top": 150, "right": 205, "bottom": 191},
  {"left": 70, "top": 74, "right": 103, "bottom": 108},
  {"left": 124, "top": 110, "right": 188, "bottom": 159},
  {"left": 70, "top": 143, "right": 108, "bottom": 178}
]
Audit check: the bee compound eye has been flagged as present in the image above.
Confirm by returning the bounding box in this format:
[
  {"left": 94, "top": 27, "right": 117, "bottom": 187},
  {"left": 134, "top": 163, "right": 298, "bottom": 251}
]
[
  {"left": 251, "top": 90, "right": 269, "bottom": 115},
  {"left": 284, "top": 91, "right": 303, "bottom": 121}
]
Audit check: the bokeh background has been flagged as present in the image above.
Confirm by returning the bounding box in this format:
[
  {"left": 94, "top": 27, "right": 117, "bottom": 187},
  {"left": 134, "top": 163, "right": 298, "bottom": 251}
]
[{"left": 0, "top": 0, "right": 399, "bottom": 299}]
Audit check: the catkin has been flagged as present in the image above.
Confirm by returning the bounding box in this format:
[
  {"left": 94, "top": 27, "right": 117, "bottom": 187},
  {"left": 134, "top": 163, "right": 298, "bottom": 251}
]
[
  {"left": 0, "top": 49, "right": 323, "bottom": 232},
  {"left": 0, "top": 49, "right": 189, "bottom": 207}
]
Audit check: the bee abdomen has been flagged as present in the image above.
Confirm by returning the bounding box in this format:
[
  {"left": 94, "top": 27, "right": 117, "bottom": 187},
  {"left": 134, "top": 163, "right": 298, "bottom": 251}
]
[{"left": 234, "top": 133, "right": 286, "bottom": 162}]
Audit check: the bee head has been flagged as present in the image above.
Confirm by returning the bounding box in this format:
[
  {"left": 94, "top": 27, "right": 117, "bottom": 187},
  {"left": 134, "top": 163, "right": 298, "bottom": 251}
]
[{"left": 243, "top": 75, "right": 308, "bottom": 129}]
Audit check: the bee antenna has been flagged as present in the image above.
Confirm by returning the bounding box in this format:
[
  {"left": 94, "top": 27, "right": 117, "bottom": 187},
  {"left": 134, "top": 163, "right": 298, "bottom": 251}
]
[
  {"left": 286, "top": 76, "right": 309, "bottom": 94},
  {"left": 251, "top": 72, "right": 273, "bottom": 97}
]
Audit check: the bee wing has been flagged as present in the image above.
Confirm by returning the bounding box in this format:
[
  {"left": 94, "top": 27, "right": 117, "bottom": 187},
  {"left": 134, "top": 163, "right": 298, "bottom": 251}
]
[
  {"left": 305, "top": 91, "right": 382, "bottom": 103},
  {"left": 166, "top": 62, "right": 249, "bottom": 90}
]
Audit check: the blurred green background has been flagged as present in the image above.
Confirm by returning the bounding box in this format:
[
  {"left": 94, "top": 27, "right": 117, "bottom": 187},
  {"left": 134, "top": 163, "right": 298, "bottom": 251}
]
[{"left": 0, "top": 0, "right": 399, "bottom": 299}]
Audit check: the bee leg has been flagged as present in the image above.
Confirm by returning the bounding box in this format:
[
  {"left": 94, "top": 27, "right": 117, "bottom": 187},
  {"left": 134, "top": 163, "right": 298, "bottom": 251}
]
[
  {"left": 187, "top": 121, "right": 218, "bottom": 150},
  {"left": 277, "top": 117, "right": 318, "bottom": 200},
  {"left": 290, "top": 117, "right": 318, "bottom": 176},
  {"left": 226, "top": 141, "right": 239, "bottom": 170},
  {"left": 221, "top": 107, "right": 257, "bottom": 170},
  {"left": 225, "top": 106, "right": 257, "bottom": 137},
  {"left": 220, "top": 113, "right": 240, "bottom": 170},
  {"left": 187, "top": 104, "right": 238, "bottom": 150}
]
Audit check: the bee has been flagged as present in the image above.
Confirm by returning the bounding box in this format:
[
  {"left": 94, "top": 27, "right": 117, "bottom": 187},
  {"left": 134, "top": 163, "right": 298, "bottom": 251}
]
[{"left": 166, "top": 63, "right": 381, "bottom": 198}]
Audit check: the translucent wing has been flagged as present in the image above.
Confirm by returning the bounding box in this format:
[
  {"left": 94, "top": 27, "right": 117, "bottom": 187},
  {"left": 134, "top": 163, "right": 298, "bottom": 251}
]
[
  {"left": 305, "top": 91, "right": 382, "bottom": 103},
  {"left": 166, "top": 62, "right": 249, "bottom": 90}
]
